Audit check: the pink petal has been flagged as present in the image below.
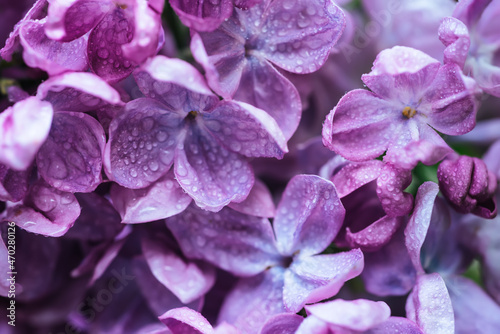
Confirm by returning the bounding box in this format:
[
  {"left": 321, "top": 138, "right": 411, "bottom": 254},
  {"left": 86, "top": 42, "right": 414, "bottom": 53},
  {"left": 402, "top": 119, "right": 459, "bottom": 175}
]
[
  {"left": 159, "top": 307, "right": 214, "bottom": 334},
  {"left": 87, "top": 7, "right": 136, "bottom": 82},
  {"left": 274, "top": 174, "right": 345, "bottom": 256},
  {"left": 202, "top": 100, "right": 288, "bottom": 159},
  {"left": 0, "top": 97, "right": 53, "bottom": 170},
  {"left": 110, "top": 170, "right": 192, "bottom": 224},
  {"left": 228, "top": 178, "right": 276, "bottom": 218},
  {"left": 166, "top": 206, "right": 280, "bottom": 277},
  {"left": 304, "top": 299, "right": 390, "bottom": 331},
  {"left": 36, "top": 112, "right": 105, "bottom": 193},
  {"left": 406, "top": 273, "right": 454, "bottom": 334},
  {"left": 37, "top": 71, "right": 124, "bottom": 112},
  {"left": 105, "top": 98, "right": 183, "bottom": 189},
  {"left": 141, "top": 232, "right": 216, "bottom": 304},
  {"left": 45, "top": 0, "right": 112, "bottom": 41},
  {"left": 283, "top": 249, "right": 364, "bottom": 313},
  {"left": 218, "top": 267, "right": 285, "bottom": 333},
  {"left": 259, "top": 0, "right": 345, "bottom": 74},
  {"left": 404, "top": 182, "right": 440, "bottom": 274},
  {"left": 174, "top": 127, "right": 254, "bottom": 212},
  {"left": 19, "top": 19, "right": 88, "bottom": 75}
]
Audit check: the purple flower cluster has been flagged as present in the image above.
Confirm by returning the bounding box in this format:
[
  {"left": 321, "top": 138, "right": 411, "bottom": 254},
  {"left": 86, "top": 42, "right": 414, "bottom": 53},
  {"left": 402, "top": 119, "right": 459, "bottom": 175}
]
[{"left": 1, "top": 0, "right": 500, "bottom": 333}]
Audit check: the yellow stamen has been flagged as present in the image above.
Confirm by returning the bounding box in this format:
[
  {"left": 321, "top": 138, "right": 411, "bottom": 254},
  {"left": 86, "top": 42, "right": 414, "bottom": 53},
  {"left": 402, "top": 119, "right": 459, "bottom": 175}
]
[{"left": 402, "top": 106, "right": 417, "bottom": 118}]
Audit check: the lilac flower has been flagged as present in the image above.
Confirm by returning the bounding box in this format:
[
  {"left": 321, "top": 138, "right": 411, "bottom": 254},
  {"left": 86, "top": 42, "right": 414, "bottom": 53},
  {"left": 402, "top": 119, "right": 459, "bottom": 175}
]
[
  {"left": 323, "top": 46, "right": 480, "bottom": 167},
  {"left": 105, "top": 55, "right": 287, "bottom": 211},
  {"left": 191, "top": 0, "right": 346, "bottom": 139},
  {"left": 166, "top": 175, "right": 363, "bottom": 332},
  {"left": 438, "top": 154, "right": 497, "bottom": 218},
  {"left": 439, "top": 0, "right": 500, "bottom": 97}
]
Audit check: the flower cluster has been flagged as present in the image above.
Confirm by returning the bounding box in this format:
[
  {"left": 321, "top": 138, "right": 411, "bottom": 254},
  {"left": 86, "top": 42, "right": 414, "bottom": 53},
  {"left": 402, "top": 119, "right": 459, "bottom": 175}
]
[{"left": 1, "top": 0, "right": 500, "bottom": 333}]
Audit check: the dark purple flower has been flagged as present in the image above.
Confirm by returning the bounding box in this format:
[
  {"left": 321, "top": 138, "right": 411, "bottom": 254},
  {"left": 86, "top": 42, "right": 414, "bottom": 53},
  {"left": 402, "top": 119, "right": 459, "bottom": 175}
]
[{"left": 438, "top": 154, "right": 497, "bottom": 218}]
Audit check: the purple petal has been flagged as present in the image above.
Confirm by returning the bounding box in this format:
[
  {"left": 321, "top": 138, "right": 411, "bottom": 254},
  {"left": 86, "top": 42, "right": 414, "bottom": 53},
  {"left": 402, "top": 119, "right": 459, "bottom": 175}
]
[
  {"left": 322, "top": 89, "right": 400, "bottom": 162},
  {"left": 87, "top": 6, "right": 136, "bottom": 82},
  {"left": 141, "top": 231, "right": 216, "bottom": 304},
  {"left": 0, "top": 232, "right": 10, "bottom": 296},
  {"left": 0, "top": 0, "right": 47, "bottom": 61},
  {"left": 365, "top": 317, "right": 423, "bottom": 334},
  {"left": 438, "top": 17, "right": 470, "bottom": 68},
  {"left": 36, "top": 112, "right": 105, "bottom": 193},
  {"left": 446, "top": 275, "right": 500, "bottom": 334},
  {"left": 134, "top": 56, "right": 215, "bottom": 105},
  {"left": 283, "top": 249, "right": 364, "bottom": 312},
  {"left": 37, "top": 71, "right": 124, "bottom": 112},
  {"left": 166, "top": 206, "right": 280, "bottom": 276},
  {"left": 190, "top": 31, "right": 246, "bottom": 99},
  {"left": 133, "top": 258, "right": 203, "bottom": 317},
  {"left": 228, "top": 178, "right": 275, "bottom": 218},
  {"left": 105, "top": 98, "right": 183, "bottom": 189},
  {"left": 45, "top": 0, "right": 112, "bottom": 41},
  {"left": 406, "top": 273, "right": 454, "bottom": 334},
  {"left": 294, "top": 316, "right": 329, "bottom": 334},
  {"left": 174, "top": 126, "right": 254, "bottom": 211},
  {"left": 218, "top": 267, "right": 285, "bottom": 333},
  {"left": 202, "top": 100, "right": 288, "bottom": 159},
  {"left": 233, "top": 56, "right": 302, "bottom": 140},
  {"left": 361, "top": 227, "right": 417, "bottom": 297},
  {"left": 346, "top": 215, "right": 403, "bottom": 252},
  {"left": 423, "top": 64, "right": 479, "bottom": 136},
  {"left": 259, "top": 0, "right": 345, "bottom": 74},
  {"left": 214, "top": 322, "right": 240, "bottom": 334},
  {"left": 7, "top": 179, "right": 81, "bottom": 237},
  {"left": 361, "top": 46, "right": 441, "bottom": 101},
  {"left": 274, "top": 174, "right": 345, "bottom": 257},
  {"left": 0, "top": 97, "right": 53, "bottom": 171},
  {"left": 376, "top": 163, "right": 413, "bottom": 217},
  {"left": 19, "top": 19, "right": 88, "bottom": 75},
  {"left": 260, "top": 313, "right": 303, "bottom": 334},
  {"left": 169, "top": 0, "right": 233, "bottom": 32},
  {"left": 159, "top": 307, "right": 214, "bottom": 334},
  {"left": 331, "top": 160, "right": 384, "bottom": 198},
  {"left": 383, "top": 138, "right": 452, "bottom": 170},
  {"left": 110, "top": 170, "right": 192, "bottom": 224},
  {"left": 405, "top": 181, "right": 439, "bottom": 274},
  {"left": 122, "top": 0, "right": 164, "bottom": 64},
  {"left": 304, "top": 299, "right": 390, "bottom": 331},
  {"left": 0, "top": 164, "right": 30, "bottom": 202}
]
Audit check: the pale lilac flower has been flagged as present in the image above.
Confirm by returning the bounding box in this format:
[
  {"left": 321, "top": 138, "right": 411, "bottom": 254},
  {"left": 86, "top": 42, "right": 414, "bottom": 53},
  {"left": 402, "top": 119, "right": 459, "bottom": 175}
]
[
  {"left": 323, "top": 46, "right": 480, "bottom": 167},
  {"left": 105, "top": 56, "right": 287, "bottom": 211}
]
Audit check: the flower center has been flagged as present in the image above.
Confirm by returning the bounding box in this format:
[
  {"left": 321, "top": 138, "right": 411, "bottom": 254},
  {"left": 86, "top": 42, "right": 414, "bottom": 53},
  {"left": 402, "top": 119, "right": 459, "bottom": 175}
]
[
  {"left": 187, "top": 110, "right": 198, "bottom": 120},
  {"left": 402, "top": 106, "right": 417, "bottom": 118}
]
